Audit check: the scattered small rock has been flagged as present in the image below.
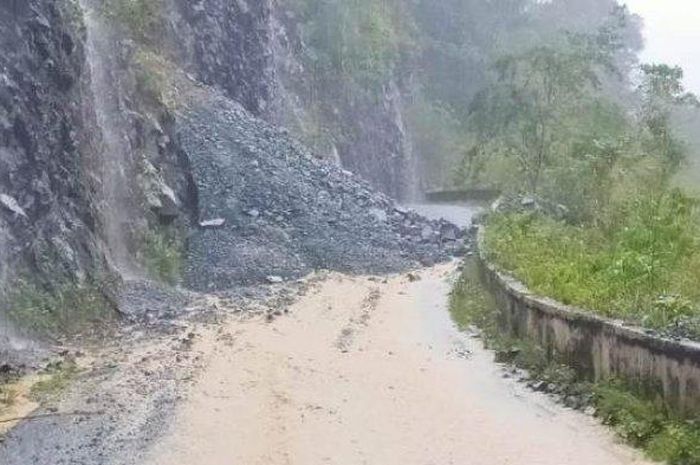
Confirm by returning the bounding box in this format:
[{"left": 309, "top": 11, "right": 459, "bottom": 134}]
[
  {"left": 521, "top": 196, "right": 536, "bottom": 207},
  {"left": 529, "top": 380, "right": 546, "bottom": 392},
  {"left": 406, "top": 272, "right": 420, "bottom": 282},
  {"left": 420, "top": 225, "right": 434, "bottom": 241},
  {"left": 369, "top": 208, "right": 388, "bottom": 223},
  {"left": 0, "top": 193, "right": 27, "bottom": 218},
  {"left": 200, "top": 218, "right": 226, "bottom": 229}
]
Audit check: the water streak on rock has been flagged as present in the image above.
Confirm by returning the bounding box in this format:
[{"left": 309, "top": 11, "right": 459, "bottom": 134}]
[{"left": 79, "top": 0, "right": 136, "bottom": 275}]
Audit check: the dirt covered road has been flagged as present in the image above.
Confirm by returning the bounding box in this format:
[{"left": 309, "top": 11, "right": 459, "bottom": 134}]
[{"left": 144, "top": 263, "right": 653, "bottom": 465}]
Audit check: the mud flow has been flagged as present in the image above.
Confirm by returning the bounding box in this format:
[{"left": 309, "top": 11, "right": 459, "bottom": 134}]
[{"left": 144, "top": 262, "right": 652, "bottom": 465}]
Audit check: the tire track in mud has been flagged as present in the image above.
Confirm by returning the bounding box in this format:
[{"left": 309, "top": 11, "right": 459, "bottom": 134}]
[{"left": 335, "top": 287, "right": 381, "bottom": 353}]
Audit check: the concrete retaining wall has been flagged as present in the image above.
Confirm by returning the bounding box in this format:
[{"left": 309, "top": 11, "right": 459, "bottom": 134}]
[{"left": 477, "top": 232, "right": 700, "bottom": 416}]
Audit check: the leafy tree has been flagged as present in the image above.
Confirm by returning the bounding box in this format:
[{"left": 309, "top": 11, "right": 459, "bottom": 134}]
[
  {"left": 638, "top": 64, "right": 699, "bottom": 177},
  {"left": 289, "top": 0, "right": 643, "bottom": 191},
  {"left": 462, "top": 6, "right": 644, "bottom": 198},
  {"left": 293, "top": 0, "right": 411, "bottom": 91},
  {"left": 468, "top": 41, "right": 608, "bottom": 193}
]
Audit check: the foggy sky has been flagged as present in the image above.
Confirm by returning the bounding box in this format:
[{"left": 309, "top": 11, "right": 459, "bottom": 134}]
[{"left": 624, "top": 0, "right": 700, "bottom": 94}]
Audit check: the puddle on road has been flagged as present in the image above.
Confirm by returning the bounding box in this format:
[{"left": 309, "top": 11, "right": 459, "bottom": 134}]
[
  {"left": 407, "top": 202, "right": 484, "bottom": 228},
  {"left": 410, "top": 264, "right": 561, "bottom": 414}
]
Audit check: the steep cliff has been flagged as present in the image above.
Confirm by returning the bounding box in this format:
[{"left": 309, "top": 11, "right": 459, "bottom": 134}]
[
  {"left": 160, "top": 0, "right": 415, "bottom": 199},
  {"left": 0, "top": 0, "right": 460, "bottom": 339},
  {"left": 270, "top": 3, "right": 416, "bottom": 199},
  {"left": 168, "top": 0, "right": 276, "bottom": 117},
  {"left": 0, "top": 1, "right": 107, "bottom": 296}
]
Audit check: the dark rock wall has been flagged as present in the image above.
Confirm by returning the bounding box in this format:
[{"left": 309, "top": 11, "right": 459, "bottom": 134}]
[
  {"left": 270, "top": 4, "right": 414, "bottom": 199},
  {"left": 168, "top": 0, "right": 414, "bottom": 199},
  {"left": 170, "top": 0, "right": 275, "bottom": 118},
  {"left": 0, "top": 0, "right": 421, "bottom": 301},
  {"left": 331, "top": 80, "right": 414, "bottom": 200},
  {"left": 0, "top": 0, "right": 106, "bottom": 289},
  {"left": 0, "top": 0, "right": 195, "bottom": 299}
]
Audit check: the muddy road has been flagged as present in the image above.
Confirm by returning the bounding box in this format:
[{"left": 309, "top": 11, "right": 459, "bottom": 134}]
[
  {"left": 144, "top": 263, "right": 651, "bottom": 465},
  {"left": 1, "top": 203, "right": 654, "bottom": 464}
]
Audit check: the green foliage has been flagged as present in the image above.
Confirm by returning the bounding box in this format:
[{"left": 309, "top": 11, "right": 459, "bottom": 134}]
[
  {"left": 452, "top": 7, "right": 698, "bottom": 220},
  {"left": 595, "top": 382, "right": 700, "bottom": 464},
  {"left": 139, "top": 228, "right": 183, "bottom": 285},
  {"left": 638, "top": 64, "right": 700, "bottom": 178},
  {"left": 31, "top": 359, "right": 80, "bottom": 402},
  {"left": 647, "top": 422, "right": 700, "bottom": 464},
  {"left": 292, "top": 0, "right": 411, "bottom": 91},
  {"left": 466, "top": 19, "right": 627, "bottom": 194},
  {"left": 539, "top": 99, "right": 631, "bottom": 222},
  {"left": 5, "top": 279, "right": 115, "bottom": 337},
  {"left": 596, "top": 383, "right": 667, "bottom": 446},
  {"left": 449, "top": 259, "right": 498, "bottom": 335},
  {"left": 485, "top": 212, "right": 607, "bottom": 307},
  {"left": 483, "top": 193, "right": 700, "bottom": 334},
  {"left": 101, "top": 0, "right": 165, "bottom": 43}
]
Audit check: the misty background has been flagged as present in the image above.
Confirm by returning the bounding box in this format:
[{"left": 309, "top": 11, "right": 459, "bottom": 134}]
[
  {"left": 626, "top": 0, "right": 700, "bottom": 191},
  {"left": 626, "top": 0, "right": 700, "bottom": 94}
]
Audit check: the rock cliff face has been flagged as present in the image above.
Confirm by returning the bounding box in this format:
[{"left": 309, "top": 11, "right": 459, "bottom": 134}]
[
  {"left": 169, "top": 0, "right": 276, "bottom": 117},
  {"left": 0, "top": 0, "right": 448, "bottom": 336},
  {"left": 270, "top": 4, "right": 415, "bottom": 200},
  {"left": 158, "top": 0, "right": 414, "bottom": 199},
  {"left": 0, "top": 0, "right": 105, "bottom": 290}
]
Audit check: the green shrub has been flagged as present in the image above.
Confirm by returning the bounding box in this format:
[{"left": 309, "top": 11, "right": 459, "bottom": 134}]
[
  {"left": 647, "top": 423, "right": 700, "bottom": 464},
  {"left": 595, "top": 382, "right": 700, "bottom": 464},
  {"left": 449, "top": 259, "right": 498, "bottom": 335},
  {"left": 6, "top": 279, "right": 115, "bottom": 337},
  {"left": 595, "top": 383, "right": 666, "bottom": 446},
  {"left": 101, "top": 0, "right": 165, "bottom": 43},
  {"left": 139, "top": 228, "right": 183, "bottom": 285},
  {"left": 483, "top": 190, "right": 700, "bottom": 335},
  {"left": 292, "top": 0, "right": 411, "bottom": 91}
]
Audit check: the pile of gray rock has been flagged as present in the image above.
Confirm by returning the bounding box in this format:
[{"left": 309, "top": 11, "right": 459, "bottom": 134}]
[{"left": 180, "top": 95, "right": 467, "bottom": 291}]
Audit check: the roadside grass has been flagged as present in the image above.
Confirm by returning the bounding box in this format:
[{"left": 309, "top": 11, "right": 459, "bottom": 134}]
[
  {"left": 450, "top": 260, "right": 700, "bottom": 465},
  {"left": 6, "top": 279, "right": 116, "bottom": 338},
  {"left": 0, "top": 379, "right": 22, "bottom": 441},
  {"left": 448, "top": 259, "right": 498, "bottom": 338},
  {"left": 482, "top": 193, "right": 700, "bottom": 338},
  {"left": 595, "top": 382, "right": 700, "bottom": 464},
  {"left": 139, "top": 228, "right": 183, "bottom": 286},
  {"left": 30, "top": 360, "right": 81, "bottom": 403},
  {"left": 0, "top": 384, "right": 19, "bottom": 412}
]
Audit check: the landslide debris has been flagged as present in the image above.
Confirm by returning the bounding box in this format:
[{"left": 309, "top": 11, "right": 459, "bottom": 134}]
[{"left": 181, "top": 95, "right": 467, "bottom": 291}]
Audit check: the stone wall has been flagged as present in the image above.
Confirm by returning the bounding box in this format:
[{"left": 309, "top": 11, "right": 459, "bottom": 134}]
[{"left": 476, "top": 230, "right": 700, "bottom": 416}]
